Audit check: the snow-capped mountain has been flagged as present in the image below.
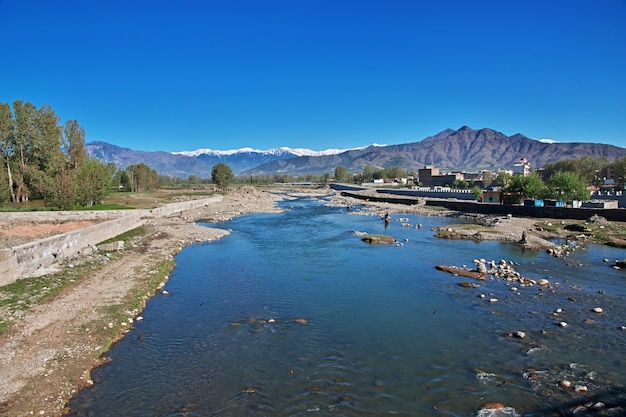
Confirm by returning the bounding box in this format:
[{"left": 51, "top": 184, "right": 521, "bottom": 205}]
[
  {"left": 172, "top": 145, "right": 371, "bottom": 158},
  {"left": 85, "top": 141, "right": 375, "bottom": 178}
]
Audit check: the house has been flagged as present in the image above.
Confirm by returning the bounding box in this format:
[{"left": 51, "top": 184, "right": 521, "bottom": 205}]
[
  {"left": 482, "top": 188, "right": 501, "bottom": 204},
  {"left": 418, "top": 166, "right": 463, "bottom": 187},
  {"left": 513, "top": 158, "right": 531, "bottom": 176}
]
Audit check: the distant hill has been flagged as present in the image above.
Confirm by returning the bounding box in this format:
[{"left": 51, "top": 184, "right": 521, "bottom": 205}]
[
  {"left": 245, "top": 126, "right": 626, "bottom": 175},
  {"left": 85, "top": 141, "right": 349, "bottom": 177},
  {"left": 86, "top": 127, "right": 626, "bottom": 177}
]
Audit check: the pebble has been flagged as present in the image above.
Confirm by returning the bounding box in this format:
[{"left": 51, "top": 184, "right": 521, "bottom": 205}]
[
  {"left": 560, "top": 380, "right": 572, "bottom": 388},
  {"left": 489, "top": 298, "right": 498, "bottom": 303},
  {"left": 592, "top": 307, "right": 603, "bottom": 313},
  {"left": 510, "top": 287, "right": 518, "bottom": 292},
  {"left": 575, "top": 385, "right": 588, "bottom": 392},
  {"left": 162, "top": 290, "right": 169, "bottom": 295},
  {"left": 514, "top": 331, "right": 526, "bottom": 339},
  {"left": 559, "top": 321, "right": 568, "bottom": 327}
]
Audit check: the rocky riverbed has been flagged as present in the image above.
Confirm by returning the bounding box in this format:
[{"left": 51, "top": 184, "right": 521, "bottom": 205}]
[{"left": 1, "top": 186, "right": 624, "bottom": 416}]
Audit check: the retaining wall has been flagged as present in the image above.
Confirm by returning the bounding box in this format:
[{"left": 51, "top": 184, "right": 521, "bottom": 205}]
[
  {"left": 0, "top": 196, "right": 224, "bottom": 285},
  {"left": 0, "top": 213, "right": 144, "bottom": 285},
  {"left": 424, "top": 200, "right": 626, "bottom": 222},
  {"left": 143, "top": 195, "right": 222, "bottom": 218},
  {"left": 340, "top": 191, "right": 626, "bottom": 222}
]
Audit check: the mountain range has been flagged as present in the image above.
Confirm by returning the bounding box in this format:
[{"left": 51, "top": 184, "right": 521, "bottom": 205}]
[{"left": 85, "top": 126, "right": 626, "bottom": 178}]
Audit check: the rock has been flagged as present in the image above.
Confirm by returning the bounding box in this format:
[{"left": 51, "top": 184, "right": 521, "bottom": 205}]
[
  {"left": 96, "top": 240, "right": 125, "bottom": 252},
  {"left": 559, "top": 321, "right": 568, "bottom": 327},
  {"left": 489, "top": 298, "right": 498, "bottom": 303},
  {"left": 575, "top": 385, "right": 588, "bottom": 392},
  {"left": 514, "top": 331, "right": 526, "bottom": 339},
  {"left": 436, "top": 265, "right": 487, "bottom": 280},
  {"left": 560, "top": 380, "right": 572, "bottom": 388},
  {"left": 361, "top": 234, "right": 396, "bottom": 244},
  {"left": 481, "top": 403, "right": 505, "bottom": 410},
  {"left": 476, "top": 262, "right": 488, "bottom": 273},
  {"left": 592, "top": 307, "right": 603, "bottom": 313},
  {"left": 537, "top": 279, "right": 550, "bottom": 286}
]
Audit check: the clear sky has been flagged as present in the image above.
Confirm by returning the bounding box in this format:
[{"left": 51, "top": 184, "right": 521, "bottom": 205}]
[{"left": 1, "top": 0, "right": 625, "bottom": 152}]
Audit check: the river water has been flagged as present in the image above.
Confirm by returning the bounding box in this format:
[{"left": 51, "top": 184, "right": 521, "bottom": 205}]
[{"left": 66, "top": 194, "right": 626, "bottom": 416}]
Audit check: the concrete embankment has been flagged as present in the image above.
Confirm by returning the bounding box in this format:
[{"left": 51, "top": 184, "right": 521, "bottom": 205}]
[
  {"left": 0, "top": 196, "right": 223, "bottom": 285},
  {"left": 340, "top": 191, "right": 626, "bottom": 221}
]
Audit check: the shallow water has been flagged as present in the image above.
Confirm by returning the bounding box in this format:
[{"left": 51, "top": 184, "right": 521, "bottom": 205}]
[{"left": 66, "top": 195, "right": 626, "bottom": 416}]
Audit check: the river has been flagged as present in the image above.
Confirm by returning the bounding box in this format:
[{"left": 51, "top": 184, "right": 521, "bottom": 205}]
[{"left": 66, "top": 194, "right": 626, "bottom": 416}]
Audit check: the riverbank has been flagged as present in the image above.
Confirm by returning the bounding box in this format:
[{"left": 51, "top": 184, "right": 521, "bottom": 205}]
[
  {"left": 0, "top": 186, "right": 284, "bottom": 417},
  {"left": 0, "top": 186, "right": 620, "bottom": 416}
]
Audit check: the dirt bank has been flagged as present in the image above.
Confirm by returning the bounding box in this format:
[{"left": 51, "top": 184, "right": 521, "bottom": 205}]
[{"left": 0, "top": 186, "right": 284, "bottom": 417}]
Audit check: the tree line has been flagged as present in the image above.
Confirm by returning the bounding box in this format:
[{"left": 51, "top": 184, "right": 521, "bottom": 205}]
[{"left": 0, "top": 101, "right": 159, "bottom": 209}]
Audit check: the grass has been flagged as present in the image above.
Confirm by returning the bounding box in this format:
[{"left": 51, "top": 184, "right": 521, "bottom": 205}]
[
  {"left": 0, "top": 188, "right": 218, "bottom": 212},
  {"left": 0, "top": 226, "right": 150, "bottom": 336},
  {"left": 0, "top": 254, "right": 113, "bottom": 336},
  {"left": 97, "top": 225, "right": 147, "bottom": 246},
  {"left": 534, "top": 219, "right": 626, "bottom": 247}
]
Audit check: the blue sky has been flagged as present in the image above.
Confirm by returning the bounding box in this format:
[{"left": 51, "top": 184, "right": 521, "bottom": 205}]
[{"left": 1, "top": 0, "right": 625, "bottom": 152}]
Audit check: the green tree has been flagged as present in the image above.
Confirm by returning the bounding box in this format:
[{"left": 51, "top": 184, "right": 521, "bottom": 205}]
[
  {"left": 75, "top": 158, "right": 109, "bottom": 206},
  {"left": 495, "top": 172, "right": 512, "bottom": 188},
  {"left": 362, "top": 166, "right": 375, "bottom": 183},
  {"left": 334, "top": 166, "right": 349, "bottom": 182},
  {"left": 63, "top": 120, "right": 86, "bottom": 170},
  {"left": 127, "top": 163, "right": 159, "bottom": 192},
  {"left": 611, "top": 156, "right": 626, "bottom": 190},
  {"left": 452, "top": 179, "right": 469, "bottom": 189},
  {"left": 471, "top": 186, "right": 483, "bottom": 201},
  {"left": 47, "top": 169, "right": 76, "bottom": 210},
  {"left": 0, "top": 102, "right": 15, "bottom": 202},
  {"left": 543, "top": 156, "right": 609, "bottom": 187},
  {"left": 523, "top": 173, "right": 546, "bottom": 199},
  {"left": 546, "top": 171, "right": 589, "bottom": 202},
  {"left": 384, "top": 166, "right": 407, "bottom": 179},
  {"left": 118, "top": 170, "right": 131, "bottom": 191},
  {"left": 211, "top": 163, "right": 234, "bottom": 189}
]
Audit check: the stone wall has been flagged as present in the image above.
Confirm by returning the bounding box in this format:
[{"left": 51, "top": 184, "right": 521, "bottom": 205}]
[
  {"left": 143, "top": 195, "right": 222, "bottom": 218},
  {"left": 0, "top": 213, "right": 144, "bottom": 285},
  {"left": 340, "top": 191, "right": 626, "bottom": 222},
  {"left": 0, "top": 196, "right": 224, "bottom": 285},
  {"left": 424, "top": 200, "right": 626, "bottom": 221}
]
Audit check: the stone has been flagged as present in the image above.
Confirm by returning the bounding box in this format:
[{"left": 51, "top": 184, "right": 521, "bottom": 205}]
[
  {"left": 592, "top": 307, "right": 603, "bottom": 313},
  {"left": 96, "top": 240, "right": 125, "bottom": 252},
  {"left": 514, "top": 331, "right": 526, "bottom": 339},
  {"left": 559, "top": 321, "right": 568, "bottom": 327},
  {"left": 537, "top": 279, "right": 550, "bottom": 286},
  {"left": 560, "top": 380, "right": 572, "bottom": 388}
]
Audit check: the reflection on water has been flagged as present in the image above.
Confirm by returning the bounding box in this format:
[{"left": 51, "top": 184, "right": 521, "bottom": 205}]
[{"left": 66, "top": 196, "right": 626, "bottom": 416}]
